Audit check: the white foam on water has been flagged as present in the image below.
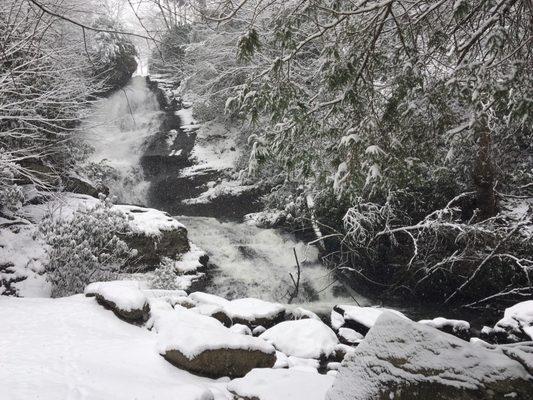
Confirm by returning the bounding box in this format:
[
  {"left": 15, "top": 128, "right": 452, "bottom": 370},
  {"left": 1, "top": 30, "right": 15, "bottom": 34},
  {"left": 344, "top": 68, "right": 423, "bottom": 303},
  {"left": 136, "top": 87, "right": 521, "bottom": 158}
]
[{"left": 178, "top": 216, "right": 367, "bottom": 311}]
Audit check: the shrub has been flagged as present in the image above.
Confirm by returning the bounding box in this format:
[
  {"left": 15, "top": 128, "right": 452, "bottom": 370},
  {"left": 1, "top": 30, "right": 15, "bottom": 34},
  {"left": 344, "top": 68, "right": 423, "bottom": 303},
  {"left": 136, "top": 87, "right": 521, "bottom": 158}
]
[{"left": 40, "top": 195, "right": 135, "bottom": 297}]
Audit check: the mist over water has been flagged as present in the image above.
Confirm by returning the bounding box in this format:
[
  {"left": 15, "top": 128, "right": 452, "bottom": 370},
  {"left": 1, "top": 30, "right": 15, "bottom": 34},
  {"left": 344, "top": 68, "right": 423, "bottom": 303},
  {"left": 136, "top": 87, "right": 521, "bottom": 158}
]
[{"left": 82, "top": 76, "right": 162, "bottom": 204}]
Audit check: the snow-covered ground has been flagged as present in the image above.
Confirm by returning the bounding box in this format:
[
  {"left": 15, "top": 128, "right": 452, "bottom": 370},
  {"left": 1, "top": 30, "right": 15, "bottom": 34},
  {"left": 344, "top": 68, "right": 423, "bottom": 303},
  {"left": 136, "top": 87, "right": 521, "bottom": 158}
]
[{"left": 0, "top": 295, "right": 226, "bottom": 400}]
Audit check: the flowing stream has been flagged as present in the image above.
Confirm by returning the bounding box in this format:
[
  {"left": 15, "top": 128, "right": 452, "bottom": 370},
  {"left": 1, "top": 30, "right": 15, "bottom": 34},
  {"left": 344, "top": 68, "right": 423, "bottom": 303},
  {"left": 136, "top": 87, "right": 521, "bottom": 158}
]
[{"left": 83, "top": 76, "right": 364, "bottom": 310}]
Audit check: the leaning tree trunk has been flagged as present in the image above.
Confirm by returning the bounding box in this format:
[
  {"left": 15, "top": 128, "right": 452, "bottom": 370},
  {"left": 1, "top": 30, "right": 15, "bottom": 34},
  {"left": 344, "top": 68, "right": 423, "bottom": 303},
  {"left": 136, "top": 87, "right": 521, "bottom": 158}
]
[{"left": 472, "top": 120, "right": 497, "bottom": 220}]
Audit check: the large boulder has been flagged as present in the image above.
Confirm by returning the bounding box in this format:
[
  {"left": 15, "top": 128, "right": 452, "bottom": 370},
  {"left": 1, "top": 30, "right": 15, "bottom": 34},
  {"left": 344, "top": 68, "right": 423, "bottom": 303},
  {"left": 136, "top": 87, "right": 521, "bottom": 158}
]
[
  {"left": 154, "top": 307, "right": 276, "bottom": 378},
  {"left": 260, "top": 319, "right": 339, "bottom": 359},
  {"left": 327, "top": 312, "right": 533, "bottom": 400},
  {"left": 481, "top": 301, "right": 533, "bottom": 344},
  {"left": 116, "top": 205, "right": 190, "bottom": 269},
  {"left": 85, "top": 280, "right": 150, "bottom": 324}
]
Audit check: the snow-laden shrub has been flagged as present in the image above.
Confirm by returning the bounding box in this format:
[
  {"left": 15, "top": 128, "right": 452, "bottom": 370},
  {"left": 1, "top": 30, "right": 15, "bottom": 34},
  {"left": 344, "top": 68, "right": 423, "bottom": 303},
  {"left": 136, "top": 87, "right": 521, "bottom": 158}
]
[{"left": 40, "top": 196, "right": 135, "bottom": 297}]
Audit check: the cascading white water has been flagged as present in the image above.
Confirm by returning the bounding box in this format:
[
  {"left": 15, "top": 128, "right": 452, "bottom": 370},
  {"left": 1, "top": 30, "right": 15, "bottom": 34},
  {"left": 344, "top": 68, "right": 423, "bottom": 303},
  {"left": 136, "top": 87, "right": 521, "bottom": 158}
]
[
  {"left": 179, "top": 216, "right": 368, "bottom": 311},
  {"left": 81, "top": 76, "right": 162, "bottom": 204},
  {"left": 82, "top": 76, "right": 363, "bottom": 309}
]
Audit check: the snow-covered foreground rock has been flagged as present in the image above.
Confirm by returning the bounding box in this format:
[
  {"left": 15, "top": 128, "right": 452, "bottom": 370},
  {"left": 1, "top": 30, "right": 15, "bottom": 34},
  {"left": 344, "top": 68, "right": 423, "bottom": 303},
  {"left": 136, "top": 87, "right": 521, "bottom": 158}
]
[
  {"left": 154, "top": 305, "right": 276, "bottom": 378},
  {"left": 328, "top": 312, "right": 533, "bottom": 400},
  {"left": 0, "top": 296, "right": 224, "bottom": 400}
]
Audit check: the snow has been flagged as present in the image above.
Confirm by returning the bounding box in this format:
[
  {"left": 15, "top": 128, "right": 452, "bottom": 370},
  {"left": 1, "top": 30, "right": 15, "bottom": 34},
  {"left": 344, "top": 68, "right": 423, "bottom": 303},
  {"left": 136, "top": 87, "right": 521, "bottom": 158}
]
[
  {"left": 287, "top": 356, "right": 320, "bottom": 371},
  {"left": 330, "top": 310, "right": 345, "bottom": 330},
  {"left": 182, "top": 180, "right": 256, "bottom": 205},
  {"left": 224, "top": 298, "right": 285, "bottom": 323},
  {"left": 115, "top": 205, "right": 185, "bottom": 236},
  {"left": 84, "top": 280, "right": 148, "bottom": 312},
  {"left": 338, "top": 327, "right": 364, "bottom": 344},
  {"left": 495, "top": 300, "right": 533, "bottom": 340},
  {"left": 227, "top": 368, "right": 334, "bottom": 400},
  {"left": 335, "top": 305, "right": 407, "bottom": 330},
  {"left": 154, "top": 306, "right": 275, "bottom": 359},
  {"left": 0, "top": 218, "right": 50, "bottom": 297},
  {"left": 260, "top": 319, "right": 339, "bottom": 359},
  {"left": 327, "top": 312, "right": 532, "bottom": 400},
  {"left": 190, "top": 292, "right": 285, "bottom": 324},
  {"left": 230, "top": 324, "right": 252, "bottom": 335},
  {"left": 0, "top": 296, "right": 227, "bottom": 400},
  {"left": 174, "top": 243, "right": 206, "bottom": 273},
  {"left": 418, "top": 317, "right": 470, "bottom": 333}
]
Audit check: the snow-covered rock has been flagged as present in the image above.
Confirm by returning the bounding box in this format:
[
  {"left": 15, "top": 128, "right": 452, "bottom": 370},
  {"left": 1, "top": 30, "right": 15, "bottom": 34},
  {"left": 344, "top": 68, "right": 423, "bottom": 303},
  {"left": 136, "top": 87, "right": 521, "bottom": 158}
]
[
  {"left": 227, "top": 368, "right": 334, "bottom": 400},
  {"left": 332, "top": 305, "right": 407, "bottom": 335},
  {"left": 116, "top": 205, "right": 190, "bottom": 268},
  {"left": 191, "top": 304, "right": 232, "bottom": 327},
  {"left": 0, "top": 296, "right": 224, "bottom": 400},
  {"left": 327, "top": 312, "right": 533, "bottom": 400},
  {"left": 230, "top": 324, "right": 253, "bottom": 335},
  {"left": 337, "top": 327, "right": 364, "bottom": 345},
  {"left": 189, "top": 292, "right": 285, "bottom": 327},
  {"left": 495, "top": 301, "right": 533, "bottom": 342},
  {"left": 85, "top": 280, "right": 150, "bottom": 323},
  {"left": 418, "top": 317, "right": 471, "bottom": 340},
  {"left": 260, "top": 319, "right": 339, "bottom": 359},
  {"left": 154, "top": 307, "right": 276, "bottom": 378}
]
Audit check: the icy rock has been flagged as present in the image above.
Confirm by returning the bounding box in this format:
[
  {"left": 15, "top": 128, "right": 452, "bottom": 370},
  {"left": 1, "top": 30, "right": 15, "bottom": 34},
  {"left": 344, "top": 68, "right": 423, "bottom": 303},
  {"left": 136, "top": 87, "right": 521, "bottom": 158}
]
[
  {"left": 332, "top": 305, "right": 407, "bottom": 335},
  {"left": 285, "top": 306, "right": 320, "bottom": 321},
  {"left": 227, "top": 368, "right": 335, "bottom": 400},
  {"left": 155, "top": 307, "right": 276, "bottom": 378},
  {"left": 260, "top": 319, "right": 338, "bottom": 359},
  {"left": 327, "top": 312, "right": 533, "bottom": 400},
  {"left": 116, "top": 205, "right": 190, "bottom": 269},
  {"left": 85, "top": 281, "right": 150, "bottom": 323},
  {"left": 418, "top": 317, "right": 471, "bottom": 340}
]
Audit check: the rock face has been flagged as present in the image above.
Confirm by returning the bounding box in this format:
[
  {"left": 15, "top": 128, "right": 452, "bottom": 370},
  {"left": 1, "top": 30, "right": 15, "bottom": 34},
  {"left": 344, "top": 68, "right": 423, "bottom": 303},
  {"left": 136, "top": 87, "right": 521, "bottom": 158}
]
[{"left": 327, "top": 312, "right": 533, "bottom": 400}]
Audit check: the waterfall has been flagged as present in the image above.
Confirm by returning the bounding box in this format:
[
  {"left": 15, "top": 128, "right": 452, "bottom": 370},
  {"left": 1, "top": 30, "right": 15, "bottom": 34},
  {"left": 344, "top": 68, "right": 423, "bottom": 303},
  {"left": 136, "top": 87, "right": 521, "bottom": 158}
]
[
  {"left": 81, "top": 76, "right": 162, "bottom": 204},
  {"left": 179, "top": 216, "right": 367, "bottom": 310}
]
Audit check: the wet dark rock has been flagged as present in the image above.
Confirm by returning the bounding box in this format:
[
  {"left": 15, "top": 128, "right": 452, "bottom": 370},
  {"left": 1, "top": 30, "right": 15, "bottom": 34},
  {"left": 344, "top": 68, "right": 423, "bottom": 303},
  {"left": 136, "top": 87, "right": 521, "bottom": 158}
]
[{"left": 162, "top": 348, "right": 276, "bottom": 379}]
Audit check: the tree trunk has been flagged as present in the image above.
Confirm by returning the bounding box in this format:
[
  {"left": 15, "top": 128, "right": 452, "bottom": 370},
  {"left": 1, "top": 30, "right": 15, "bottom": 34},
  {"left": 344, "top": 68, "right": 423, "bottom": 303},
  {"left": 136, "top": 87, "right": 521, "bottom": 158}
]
[{"left": 472, "top": 120, "right": 497, "bottom": 219}]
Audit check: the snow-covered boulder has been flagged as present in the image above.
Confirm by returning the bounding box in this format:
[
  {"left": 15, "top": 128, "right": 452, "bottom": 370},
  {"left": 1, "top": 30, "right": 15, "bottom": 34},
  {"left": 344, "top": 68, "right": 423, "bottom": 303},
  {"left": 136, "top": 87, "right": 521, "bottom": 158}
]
[
  {"left": 482, "top": 301, "right": 533, "bottom": 343},
  {"left": 85, "top": 280, "right": 150, "bottom": 323},
  {"left": 418, "top": 317, "right": 471, "bottom": 340},
  {"left": 224, "top": 298, "right": 285, "bottom": 328},
  {"left": 260, "top": 319, "right": 339, "bottom": 359},
  {"left": 155, "top": 307, "right": 276, "bottom": 378},
  {"left": 189, "top": 292, "right": 285, "bottom": 328},
  {"left": 337, "top": 327, "right": 364, "bottom": 345},
  {"left": 327, "top": 312, "right": 533, "bottom": 400},
  {"left": 332, "top": 305, "right": 407, "bottom": 335},
  {"left": 227, "top": 368, "right": 335, "bottom": 400},
  {"left": 116, "top": 205, "right": 190, "bottom": 269},
  {"left": 191, "top": 304, "right": 232, "bottom": 327}
]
